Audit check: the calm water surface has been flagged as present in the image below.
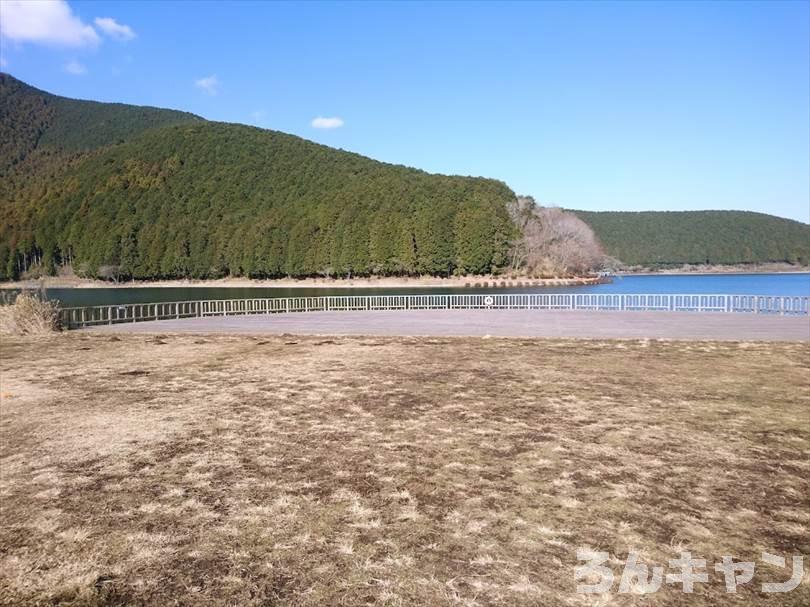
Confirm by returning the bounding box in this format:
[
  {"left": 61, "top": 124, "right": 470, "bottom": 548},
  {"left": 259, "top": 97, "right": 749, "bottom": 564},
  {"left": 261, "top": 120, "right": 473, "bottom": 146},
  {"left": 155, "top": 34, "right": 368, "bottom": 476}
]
[{"left": 5, "top": 273, "right": 807, "bottom": 307}]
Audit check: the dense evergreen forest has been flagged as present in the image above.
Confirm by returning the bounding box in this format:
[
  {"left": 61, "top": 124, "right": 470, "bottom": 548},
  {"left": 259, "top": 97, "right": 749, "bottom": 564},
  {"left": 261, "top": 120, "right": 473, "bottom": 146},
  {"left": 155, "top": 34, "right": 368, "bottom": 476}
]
[
  {"left": 573, "top": 210, "right": 810, "bottom": 267},
  {"left": 0, "top": 74, "right": 515, "bottom": 280}
]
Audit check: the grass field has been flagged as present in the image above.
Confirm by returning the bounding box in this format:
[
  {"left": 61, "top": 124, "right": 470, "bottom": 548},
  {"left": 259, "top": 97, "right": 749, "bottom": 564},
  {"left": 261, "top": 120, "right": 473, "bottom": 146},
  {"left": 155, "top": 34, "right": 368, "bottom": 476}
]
[{"left": 1, "top": 334, "right": 808, "bottom": 606}]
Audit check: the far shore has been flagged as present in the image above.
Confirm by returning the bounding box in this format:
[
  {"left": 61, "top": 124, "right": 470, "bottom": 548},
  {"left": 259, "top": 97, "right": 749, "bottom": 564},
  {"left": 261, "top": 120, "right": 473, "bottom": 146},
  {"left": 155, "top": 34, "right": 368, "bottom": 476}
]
[
  {"left": 1, "top": 263, "right": 807, "bottom": 291},
  {"left": 0, "top": 274, "right": 606, "bottom": 290},
  {"left": 619, "top": 262, "right": 809, "bottom": 276},
  {"left": 619, "top": 269, "right": 810, "bottom": 277}
]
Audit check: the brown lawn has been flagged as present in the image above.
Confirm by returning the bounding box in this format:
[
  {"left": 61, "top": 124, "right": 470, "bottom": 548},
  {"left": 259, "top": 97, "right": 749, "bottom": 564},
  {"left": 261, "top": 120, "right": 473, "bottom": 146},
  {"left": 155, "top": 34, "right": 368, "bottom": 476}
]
[{"left": 1, "top": 334, "right": 808, "bottom": 606}]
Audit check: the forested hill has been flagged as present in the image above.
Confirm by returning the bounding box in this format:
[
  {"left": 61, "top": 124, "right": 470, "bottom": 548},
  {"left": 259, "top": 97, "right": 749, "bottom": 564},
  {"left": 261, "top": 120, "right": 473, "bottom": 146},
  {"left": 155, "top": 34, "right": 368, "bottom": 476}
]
[
  {"left": 0, "top": 74, "right": 515, "bottom": 280},
  {"left": 573, "top": 210, "right": 810, "bottom": 266}
]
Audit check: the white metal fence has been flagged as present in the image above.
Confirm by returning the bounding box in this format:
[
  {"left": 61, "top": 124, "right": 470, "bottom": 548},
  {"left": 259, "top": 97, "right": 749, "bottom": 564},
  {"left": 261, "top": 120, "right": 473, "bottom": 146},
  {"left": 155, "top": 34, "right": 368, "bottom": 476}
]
[{"left": 58, "top": 293, "right": 810, "bottom": 329}]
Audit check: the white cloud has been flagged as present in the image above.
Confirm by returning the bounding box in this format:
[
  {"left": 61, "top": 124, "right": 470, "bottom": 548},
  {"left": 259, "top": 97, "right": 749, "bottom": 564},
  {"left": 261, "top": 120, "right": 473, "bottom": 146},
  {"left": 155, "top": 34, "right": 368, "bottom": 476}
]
[
  {"left": 94, "top": 17, "right": 135, "bottom": 41},
  {"left": 0, "top": 0, "right": 100, "bottom": 47},
  {"left": 194, "top": 75, "right": 219, "bottom": 95},
  {"left": 0, "top": 56, "right": 7, "bottom": 69},
  {"left": 311, "top": 116, "right": 344, "bottom": 129},
  {"left": 64, "top": 60, "right": 86, "bottom": 75}
]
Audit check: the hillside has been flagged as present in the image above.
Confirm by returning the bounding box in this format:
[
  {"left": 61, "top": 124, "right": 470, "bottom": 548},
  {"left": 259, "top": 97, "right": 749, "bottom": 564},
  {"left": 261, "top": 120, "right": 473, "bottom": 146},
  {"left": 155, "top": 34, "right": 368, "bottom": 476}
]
[
  {"left": 0, "top": 73, "right": 200, "bottom": 173},
  {"left": 0, "top": 74, "right": 515, "bottom": 280},
  {"left": 573, "top": 210, "right": 810, "bottom": 267}
]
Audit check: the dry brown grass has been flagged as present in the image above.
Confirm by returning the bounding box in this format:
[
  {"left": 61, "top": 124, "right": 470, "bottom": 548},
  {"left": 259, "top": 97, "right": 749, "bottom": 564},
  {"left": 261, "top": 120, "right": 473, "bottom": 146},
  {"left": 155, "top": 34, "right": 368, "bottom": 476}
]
[
  {"left": 0, "top": 334, "right": 808, "bottom": 606},
  {"left": 0, "top": 293, "right": 60, "bottom": 336}
]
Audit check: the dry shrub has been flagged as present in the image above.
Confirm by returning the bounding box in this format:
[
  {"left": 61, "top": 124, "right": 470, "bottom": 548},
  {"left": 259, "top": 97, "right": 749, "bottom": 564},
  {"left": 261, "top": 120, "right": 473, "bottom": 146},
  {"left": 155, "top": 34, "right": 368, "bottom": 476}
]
[
  {"left": 508, "top": 196, "right": 605, "bottom": 275},
  {"left": 0, "top": 293, "right": 61, "bottom": 335}
]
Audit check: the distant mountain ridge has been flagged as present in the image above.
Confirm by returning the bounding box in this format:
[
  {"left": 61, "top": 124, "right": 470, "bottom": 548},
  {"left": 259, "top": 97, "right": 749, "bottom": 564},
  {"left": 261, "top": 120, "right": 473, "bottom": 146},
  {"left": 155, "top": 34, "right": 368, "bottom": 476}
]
[{"left": 572, "top": 209, "right": 810, "bottom": 267}]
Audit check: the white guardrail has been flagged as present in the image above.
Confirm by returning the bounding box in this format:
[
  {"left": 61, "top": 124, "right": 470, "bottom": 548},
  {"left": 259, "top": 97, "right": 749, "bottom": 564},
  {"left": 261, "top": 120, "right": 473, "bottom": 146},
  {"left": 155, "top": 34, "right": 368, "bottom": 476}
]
[{"left": 59, "top": 293, "right": 810, "bottom": 329}]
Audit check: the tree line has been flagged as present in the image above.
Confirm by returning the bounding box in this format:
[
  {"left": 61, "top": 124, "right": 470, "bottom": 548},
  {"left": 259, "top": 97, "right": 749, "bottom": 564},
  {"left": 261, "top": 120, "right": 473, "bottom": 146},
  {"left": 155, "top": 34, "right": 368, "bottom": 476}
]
[{"left": 574, "top": 210, "right": 810, "bottom": 267}]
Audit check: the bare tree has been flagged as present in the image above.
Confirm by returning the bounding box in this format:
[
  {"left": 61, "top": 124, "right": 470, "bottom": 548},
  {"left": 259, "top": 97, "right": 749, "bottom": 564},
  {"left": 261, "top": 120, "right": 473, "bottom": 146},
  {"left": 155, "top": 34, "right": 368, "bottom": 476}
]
[
  {"left": 506, "top": 196, "right": 536, "bottom": 272},
  {"left": 508, "top": 198, "right": 604, "bottom": 275},
  {"left": 97, "top": 265, "right": 122, "bottom": 283}
]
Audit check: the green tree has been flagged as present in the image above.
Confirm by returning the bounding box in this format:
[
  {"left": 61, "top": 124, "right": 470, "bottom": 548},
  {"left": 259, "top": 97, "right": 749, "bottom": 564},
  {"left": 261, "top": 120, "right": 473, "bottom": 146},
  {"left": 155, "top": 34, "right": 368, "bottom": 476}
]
[{"left": 119, "top": 227, "right": 139, "bottom": 279}]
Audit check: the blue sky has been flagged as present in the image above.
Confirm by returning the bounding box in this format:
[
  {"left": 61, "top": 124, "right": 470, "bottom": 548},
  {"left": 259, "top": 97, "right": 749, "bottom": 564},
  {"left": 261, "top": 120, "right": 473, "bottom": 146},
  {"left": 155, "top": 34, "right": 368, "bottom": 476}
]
[{"left": 2, "top": 0, "right": 808, "bottom": 222}]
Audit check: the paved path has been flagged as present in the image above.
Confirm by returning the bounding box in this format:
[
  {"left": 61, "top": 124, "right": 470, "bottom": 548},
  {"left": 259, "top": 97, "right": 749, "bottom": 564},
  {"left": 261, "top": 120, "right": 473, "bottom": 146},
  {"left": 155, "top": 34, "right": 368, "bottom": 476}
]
[{"left": 85, "top": 309, "right": 810, "bottom": 341}]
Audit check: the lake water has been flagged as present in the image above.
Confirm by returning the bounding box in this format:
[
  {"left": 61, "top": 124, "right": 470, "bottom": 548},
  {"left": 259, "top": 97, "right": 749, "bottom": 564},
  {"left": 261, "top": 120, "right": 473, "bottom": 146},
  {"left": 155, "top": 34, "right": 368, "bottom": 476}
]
[{"left": 4, "top": 273, "right": 808, "bottom": 307}]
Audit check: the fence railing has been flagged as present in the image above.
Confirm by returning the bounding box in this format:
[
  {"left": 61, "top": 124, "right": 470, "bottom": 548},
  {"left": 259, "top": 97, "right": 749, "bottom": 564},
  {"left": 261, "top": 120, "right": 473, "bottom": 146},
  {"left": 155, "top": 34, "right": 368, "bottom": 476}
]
[{"left": 58, "top": 293, "right": 810, "bottom": 329}]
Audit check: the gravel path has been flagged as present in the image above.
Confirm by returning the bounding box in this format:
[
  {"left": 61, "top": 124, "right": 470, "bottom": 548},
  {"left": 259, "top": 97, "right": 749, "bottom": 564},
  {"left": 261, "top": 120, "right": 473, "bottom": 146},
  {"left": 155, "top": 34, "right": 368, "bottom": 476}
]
[{"left": 85, "top": 309, "right": 810, "bottom": 341}]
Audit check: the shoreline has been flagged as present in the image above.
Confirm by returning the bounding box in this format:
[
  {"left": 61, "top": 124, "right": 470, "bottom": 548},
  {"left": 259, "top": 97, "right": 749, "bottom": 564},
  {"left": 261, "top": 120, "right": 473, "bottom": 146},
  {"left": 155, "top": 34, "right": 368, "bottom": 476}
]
[
  {"left": 0, "top": 275, "right": 608, "bottom": 290},
  {"left": 618, "top": 269, "right": 810, "bottom": 277},
  {"left": 1, "top": 266, "right": 807, "bottom": 291},
  {"left": 618, "top": 262, "right": 809, "bottom": 276}
]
